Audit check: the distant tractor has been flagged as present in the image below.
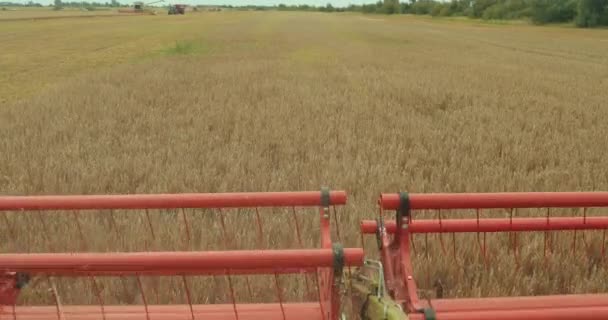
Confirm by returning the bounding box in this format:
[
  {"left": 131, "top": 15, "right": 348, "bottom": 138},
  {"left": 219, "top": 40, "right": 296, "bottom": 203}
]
[{"left": 168, "top": 4, "right": 186, "bottom": 14}]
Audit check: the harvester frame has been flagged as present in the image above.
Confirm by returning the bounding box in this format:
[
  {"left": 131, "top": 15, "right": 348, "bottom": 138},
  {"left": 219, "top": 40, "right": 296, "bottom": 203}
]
[
  {"left": 0, "top": 189, "right": 361, "bottom": 320},
  {"left": 3, "top": 189, "right": 608, "bottom": 320},
  {"left": 360, "top": 192, "right": 608, "bottom": 320}
]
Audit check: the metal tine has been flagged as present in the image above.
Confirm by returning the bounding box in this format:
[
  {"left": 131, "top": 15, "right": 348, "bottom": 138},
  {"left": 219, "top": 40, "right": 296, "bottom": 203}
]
[
  {"left": 510, "top": 208, "right": 520, "bottom": 268},
  {"left": 452, "top": 232, "right": 457, "bottom": 263},
  {"left": 573, "top": 208, "right": 582, "bottom": 256},
  {"left": 36, "top": 211, "right": 55, "bottom": 252},
  {"left": 203, "top": 209, "right": 222, "bottom": 306},
  {"left": 274, "top": 273, "right": 287, "bottom": 320},
  {"left": 226, "top": 270, "right": 239, "bottom": 320},
  {"left": 71, "top": 211, "right": 107, "bottom": 320},
  {"left": 89, "top": 276, "right": 106, "bottom": 320},
  {"left": 71, "top": 211, "right": 87, "bottom": 251},
  {"left": 410, "top": 232, "right": 417, "bottom": 255},
  {"left": 136, "top": 275, "right": 151, "bottom": 320},
  {"left": 580, "top": 208, "right": 592, "bottom": 254},
  {"left": 314, "top": 268, "right": 327, "bottom": 320},
  {"left": 36, "top": 213, "right": 66, "bottom": 320},
  {"left": 331, "top": 205, "right": 343, "bottom": 243},
  {"left": 144, "top": 209, "right": 157, "bottom": 241},
  {"left": 108, "top": 209, "right": 120, "bottom": 232},
  {"left": 291, "top": 207, "right": 313, "bottom": 300},
  {"left": 475, "top": 209, "right": 488, "bottom": 267},
  {"left": 71, "top": 210, "right": 88, "bottom": 306},
  {"left": 217, "top": 208, "right": 253, "bottom": 302},
  {"left": 437, "top": 210, "right": 447, "bottom": 255},
  {"left": 35, "top": 209, "right": 61, "bottom": 310},
  {"left": 544, "top": 208, "right": 550, "bottom": 263},
  {"left": 548, "top": 207, "right": 554, "bottom": 255},
  {"left": 180, "top": 208, "right": 192, "bottom": 250},
  {"left": 425, "top": 233, "right": 430, "bottom": 259},
  {"left": 359, "top": 232, "right": 366, "bottom": 252},
  {"left": 409, "top": 209, "right": 416, "bottom": 254},
  {"left": 182, "top": 275, "right": 195, "bottom": 320},
  {"left": 345, "top": 258, "right": 358, "bottom": 319},
  {"left": 508, "top": 207, "right": 513, "bottom": 252},
  {"left": 48, "top": 277, "right": 65, "bottom": 320},
  {"left": 602, "top": 230, "right": 607, "bottom": 260},
  {"left": 483, "top": 232, "right": 488, "bottom": 265},
  {"left": 11, "top": 302, "right": 17, "bottom": 320},
  {"left": 1, "top": 211, "right": 16, "bottom": 239},
  {"left": 107, "top": 209, "right": 142, "bottom": 305},
  {"left": 254, "top": 208, "right": 264, "bottom": 247},
  {"left": 9, "top": 270, "right": 25, "bottom": 320},
  {"left": 143, "top": 209, "right": 160, "bottom": 304},
  {"left": 580, "top": 206, "right": 605, "bottom": 262},
  {"left": 424, "top": 233, "right": 430, "bottom": 289},
  {"left": 253, "top": 207, "right": 267, "bottom": 302},
  {"left": 166, "top": 209, "right": 181, "bottom": 306},
  {"left": 332, "top": 203, "right": 355, "bottom": 308}
]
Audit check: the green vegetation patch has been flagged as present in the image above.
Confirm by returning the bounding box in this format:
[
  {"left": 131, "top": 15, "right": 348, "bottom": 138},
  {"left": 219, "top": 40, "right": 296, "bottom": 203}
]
[{"left": 162, "top": 39, "right": 209, "bottom": 56}]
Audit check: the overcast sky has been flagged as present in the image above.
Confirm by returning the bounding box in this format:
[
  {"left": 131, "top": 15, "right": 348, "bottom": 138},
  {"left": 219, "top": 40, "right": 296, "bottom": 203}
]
[{"left": 18, "top": 0, "right": 379, "bottom": 7}]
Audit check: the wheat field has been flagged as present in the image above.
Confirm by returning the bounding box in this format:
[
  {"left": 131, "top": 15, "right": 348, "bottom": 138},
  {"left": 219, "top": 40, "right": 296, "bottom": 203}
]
[{"left": 2, "top": 11, "right": 608, "bottom": 307}]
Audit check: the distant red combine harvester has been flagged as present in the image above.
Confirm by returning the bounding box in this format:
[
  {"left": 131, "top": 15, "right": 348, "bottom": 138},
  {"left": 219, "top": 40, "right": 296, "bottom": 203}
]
[{"left": 168, "top": 4, "right": 186, "bottom": 15}]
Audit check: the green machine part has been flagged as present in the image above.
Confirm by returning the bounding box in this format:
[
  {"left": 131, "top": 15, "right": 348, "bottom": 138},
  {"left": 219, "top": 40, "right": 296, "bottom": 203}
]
[{"left": 348, "top": 260, "right": 408, "bottom": 320}]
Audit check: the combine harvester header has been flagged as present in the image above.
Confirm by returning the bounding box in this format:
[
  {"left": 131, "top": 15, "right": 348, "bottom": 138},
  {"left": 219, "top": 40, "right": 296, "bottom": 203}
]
[
  {"left": 0, "top": 189, "right": 360, "bottom": 320},
  {"left": 2, "top": 189, "right": 608, "bottom": 319},
  {"left": 360, "top": 192, "right": 608, "bottom": 320}
]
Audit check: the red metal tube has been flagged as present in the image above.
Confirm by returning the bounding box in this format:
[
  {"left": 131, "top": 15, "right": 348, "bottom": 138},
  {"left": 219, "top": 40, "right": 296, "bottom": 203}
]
[
  {"left": 408, "top": 307, "right": 608, "bottom": 320},
  {"left": 380, "top": 192, "right": 608, "bottom": 210},
  {"left": 0, "top": 191, "right": 347, "bottom": 211},
  {"left": 429, "top": 294, "right": 608, "bottom": 312},
  {"left": 361, "top": 217, "right": 608, "bottom": 234},
  {"left": 0, "top": 249, "right": 364, "bottom": 276},
  {"left": 4, "top": 303, "right": 323, "bottom": 320}
]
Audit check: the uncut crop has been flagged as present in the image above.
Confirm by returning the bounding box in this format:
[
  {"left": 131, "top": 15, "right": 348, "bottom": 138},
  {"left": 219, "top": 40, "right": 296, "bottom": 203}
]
[{"left": 1, "top": 11, "right": 608, "bottom": 304}]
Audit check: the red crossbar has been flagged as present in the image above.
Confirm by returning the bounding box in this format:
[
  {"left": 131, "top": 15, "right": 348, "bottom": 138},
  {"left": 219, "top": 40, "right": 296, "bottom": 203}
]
[
  {"left": 0, "top": 249, "right": 364, "bottom": 276},
  {"left": 4, "top": 303, "right": 324, "bottom": 320},
  {"left": 371, "top": 191, "right": 608, "bottom": 316},
  {"left": 428, "top": 294, "right": 608, "bottom": 312},
  {"left": 360, "top": 217, "right": 608, "bottom": 234},
  {"left": 408, "top": 307, "right": 608, "bottom": 320},
  {"left": 410, "top": 294, "right": 608, "bottom": 320},
  {"left": 0, "top": 191, "right": 347, "bottom": 211},
  {"left": 380, "top": 192, "right": 608, "bottom": 210}
]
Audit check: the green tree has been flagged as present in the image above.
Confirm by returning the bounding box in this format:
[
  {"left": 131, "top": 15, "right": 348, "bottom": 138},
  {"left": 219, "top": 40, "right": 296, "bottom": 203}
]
[
  {"left": 531, "top": 0, "right": 576, "bottom": 24},
  {"left": 411, "top": 0, "right": 435, "bottom": 14},
  {"left": 470, "top": 0, "right": 498, "bottom": 17},
  {"left": 361, "top": 3, "right": 377, "bottom": 12},
  {"left": 430, "top": 2, "right": 444, "bottom": 15},
  {"left": 576, "top": 0, "right": 607, "bottom": 27},
  {"left": 381, "top": 0, "right": 400, "bottom": 14}
]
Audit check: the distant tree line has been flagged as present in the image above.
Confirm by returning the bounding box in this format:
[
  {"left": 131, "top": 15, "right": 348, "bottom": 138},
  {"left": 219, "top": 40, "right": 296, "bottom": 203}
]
[
  {"left": 268, "top": 0, "right": 608, "bottom": 28},
  {"left": 0, "top": 0, "right": 128, "bottom": 10},
  {"left": 358, "top": 0, "right": 608, "bottom": 27},
  {"left": 228, "top": 3, "right": 346, "bottom": 12},
  {"left": 3, "top": 0, "right": 606, "bottom": 28},
  {"left": 1, "top": 1, "right": 44, "bottom": 6},
  {"left": 48, "top": 0, "right": 131, "bottom": 10}
]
